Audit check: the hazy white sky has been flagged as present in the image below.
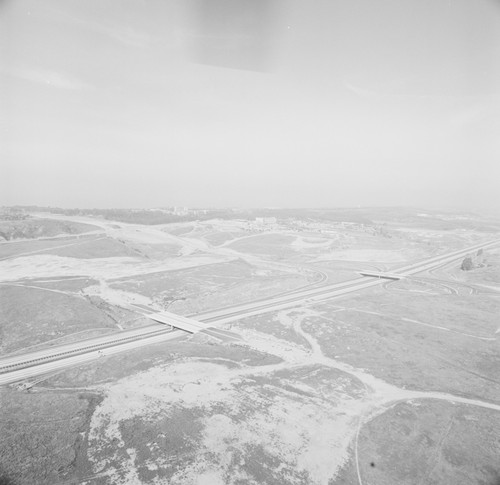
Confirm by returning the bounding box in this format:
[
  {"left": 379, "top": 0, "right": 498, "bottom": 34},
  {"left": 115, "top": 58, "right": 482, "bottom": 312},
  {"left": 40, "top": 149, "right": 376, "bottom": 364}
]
[{"left": 1, "top": 0, "right": 499, "bottom": 209}]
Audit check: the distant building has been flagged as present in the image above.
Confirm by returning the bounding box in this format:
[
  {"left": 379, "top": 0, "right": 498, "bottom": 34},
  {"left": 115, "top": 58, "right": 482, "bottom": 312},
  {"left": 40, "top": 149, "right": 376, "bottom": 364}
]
[
  {"left": 173, "top": 206, "right": 189, "bottom": 215},
  {"left": 256, "top": 217, "right": 277, "bottom": 224}
]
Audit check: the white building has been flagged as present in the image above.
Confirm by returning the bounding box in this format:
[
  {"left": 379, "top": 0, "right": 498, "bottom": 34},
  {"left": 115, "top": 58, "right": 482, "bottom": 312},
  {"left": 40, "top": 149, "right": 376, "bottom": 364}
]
[
  {"left": 173, "top": 206, "right": 189, "bottom": 215},
  {"left": 255, "top": 217, "right": 277, "bottom": 224}
]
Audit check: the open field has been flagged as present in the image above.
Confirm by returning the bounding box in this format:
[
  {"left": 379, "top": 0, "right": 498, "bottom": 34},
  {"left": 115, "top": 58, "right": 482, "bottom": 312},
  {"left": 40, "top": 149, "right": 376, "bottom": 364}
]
[
  {"left": 1, "top": 208, "right": 500, "bottom": 484},
  {"left": 0, "top": 285, "right": 150, "bottom": 354},
  {"left": 109, "top": 259, "right": 311, "bottom": 314},
  {"left": 335, "top": 400, "right": 500, "bottom": 485},
  {"left": 300, "top": 293, "right": 500, "bottom": 401}
]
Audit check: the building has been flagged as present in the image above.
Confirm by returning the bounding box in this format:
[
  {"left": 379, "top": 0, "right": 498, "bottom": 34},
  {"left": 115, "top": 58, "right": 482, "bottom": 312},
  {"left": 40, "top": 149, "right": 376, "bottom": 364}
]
[
  {"left": 173, "top": 206, "right": 189, "bottom": 216},
  {"left": 255, "top": 217, "right": 277, "bottom": 224}
]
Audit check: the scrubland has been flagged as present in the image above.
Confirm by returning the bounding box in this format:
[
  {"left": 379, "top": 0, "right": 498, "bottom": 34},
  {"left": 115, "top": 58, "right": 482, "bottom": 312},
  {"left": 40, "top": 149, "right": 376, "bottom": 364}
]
[{"left": 1, "top": 208, "right": 499, "bottom": 484}]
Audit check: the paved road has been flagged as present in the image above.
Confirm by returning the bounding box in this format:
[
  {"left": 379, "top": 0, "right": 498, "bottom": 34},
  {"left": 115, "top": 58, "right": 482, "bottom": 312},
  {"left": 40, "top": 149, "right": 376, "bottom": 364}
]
[
  {"left": 192, "top": 239, "right": 500, "bottom": 323},
  {"left": 1, "top": 238, "right": 499, "bottom": 386}
]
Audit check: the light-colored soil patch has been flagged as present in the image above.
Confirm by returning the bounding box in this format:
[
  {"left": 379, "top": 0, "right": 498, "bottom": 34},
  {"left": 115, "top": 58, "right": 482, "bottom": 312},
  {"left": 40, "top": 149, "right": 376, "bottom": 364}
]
[
  {"left": 88, "top": 356, "right": 367, "bottom": 484},
  {"left": 315, "top": 249, "right": 407, "bottom": 263},
  {"left": 0, "top": 254, "right": 234, "bottom": 282}
]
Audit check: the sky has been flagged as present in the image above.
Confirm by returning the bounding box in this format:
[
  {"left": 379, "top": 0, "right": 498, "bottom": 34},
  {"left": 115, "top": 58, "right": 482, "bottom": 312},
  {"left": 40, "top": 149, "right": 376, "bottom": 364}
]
[{"left": 1, "top": 0, "right": 499, "bottom": 210}]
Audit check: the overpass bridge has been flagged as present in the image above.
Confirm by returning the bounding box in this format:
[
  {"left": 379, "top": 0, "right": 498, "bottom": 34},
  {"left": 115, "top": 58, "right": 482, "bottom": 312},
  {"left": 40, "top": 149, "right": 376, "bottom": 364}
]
[
  {"left": 359, "top": 271, "right": 405, "bottom": 280},
  {"left": 147, "top": 310, "right": 242, "bottom": 341}
]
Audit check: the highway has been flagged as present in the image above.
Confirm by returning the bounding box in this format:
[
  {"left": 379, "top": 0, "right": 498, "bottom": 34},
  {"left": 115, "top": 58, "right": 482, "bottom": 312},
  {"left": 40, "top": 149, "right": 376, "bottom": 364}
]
[
  {"left": 190, "top": 238, "right": 500, "bottom": 323},
  {"left": 1, "top": 238, "right": 499, "bottom": 386}
]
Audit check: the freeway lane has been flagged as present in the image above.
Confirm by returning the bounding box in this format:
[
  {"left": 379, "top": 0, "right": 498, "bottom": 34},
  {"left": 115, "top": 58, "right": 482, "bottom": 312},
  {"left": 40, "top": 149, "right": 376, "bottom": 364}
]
[
  {"left": 195, "top": 278, "right": 384, "bottom": 324},
  {"left": 1, "top": 238, "right": 499, "bottom": 385},
  {"left": 0, "top": 330, "right": 185, "bottom": 386},
  {"left": 0, "top": 324, "right": 171, "bottom": 370}
]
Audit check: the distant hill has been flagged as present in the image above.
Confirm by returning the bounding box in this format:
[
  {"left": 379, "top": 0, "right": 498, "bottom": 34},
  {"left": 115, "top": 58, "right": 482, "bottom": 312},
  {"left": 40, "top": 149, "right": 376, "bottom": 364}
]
[{"left": 0, "top": 218, "right": 100, "bottom": 241}]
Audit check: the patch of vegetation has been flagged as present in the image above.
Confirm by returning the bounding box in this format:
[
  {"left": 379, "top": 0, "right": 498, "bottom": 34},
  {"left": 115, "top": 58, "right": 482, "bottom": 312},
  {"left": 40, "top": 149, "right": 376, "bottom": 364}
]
[
  {"left": 0, "top": 219, "right": 99, "bottom": 241},
  {"left": 308, "top": 293, "right": 500, "bottom": 401},
  {"left": 238, "top": 443, "right": 311, "bottom": 485},
  {"left": 119, "top": 408, "right": 205, "bottom": 483},
  {"left": 0, "top": 389, "right": 101, "bottom": 485},
  {"left": 335, "top": 400, "right": 500, "bottom": 485},
  {"left": 0, "top": 235, "right": 92, "bottom": 259},
  {"left": 0, "top": 207, "right": 30, "bottom": 221},
  {"left": 461, "top": 249, "right": 488, "bottom": 271},
  {"left": 0, "top": 286, "right": 120, "bottom": 353}
]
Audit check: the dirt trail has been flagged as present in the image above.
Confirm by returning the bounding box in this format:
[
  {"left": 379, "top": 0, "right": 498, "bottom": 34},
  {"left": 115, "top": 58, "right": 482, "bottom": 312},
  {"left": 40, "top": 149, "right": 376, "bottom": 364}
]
[{"left": 0, "top": 281, "right": 87, "bottom": 299}]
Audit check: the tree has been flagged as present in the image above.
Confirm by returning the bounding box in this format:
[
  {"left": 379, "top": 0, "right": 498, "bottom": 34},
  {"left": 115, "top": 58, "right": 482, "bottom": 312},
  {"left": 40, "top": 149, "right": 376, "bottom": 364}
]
[{"left": 461, "top": 256, "right": 474, "bottom": 271}]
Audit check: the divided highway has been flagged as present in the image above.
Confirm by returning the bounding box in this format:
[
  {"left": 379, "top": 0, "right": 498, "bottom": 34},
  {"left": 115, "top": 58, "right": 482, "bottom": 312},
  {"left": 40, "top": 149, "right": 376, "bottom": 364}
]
[
  {"left": 192, "top": 238, "right": 500, "bottom": 323},
  {"left": 1, "top": 238, "right": 499, "bottom": 386}
]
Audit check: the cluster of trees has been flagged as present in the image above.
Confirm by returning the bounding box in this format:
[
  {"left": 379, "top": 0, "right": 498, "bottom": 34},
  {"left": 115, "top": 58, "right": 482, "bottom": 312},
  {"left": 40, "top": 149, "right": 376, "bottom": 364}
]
[
  {"left": 0, "top": 207, "right": 30, "bottom": 221},
  {"left": 461, "top": 249, "right": 486, "bottom": 271}
]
